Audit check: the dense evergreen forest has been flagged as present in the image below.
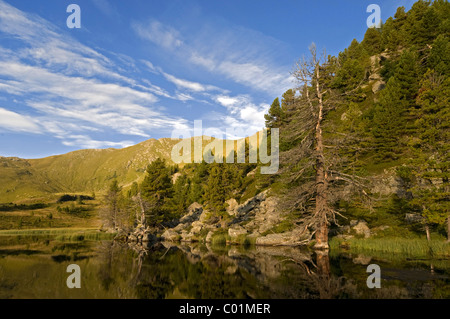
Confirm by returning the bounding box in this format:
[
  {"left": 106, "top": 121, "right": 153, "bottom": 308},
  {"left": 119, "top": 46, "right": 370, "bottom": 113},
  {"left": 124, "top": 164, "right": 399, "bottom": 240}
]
[{"left": 103, "top": 0, "right": 449, "bottom": 248}]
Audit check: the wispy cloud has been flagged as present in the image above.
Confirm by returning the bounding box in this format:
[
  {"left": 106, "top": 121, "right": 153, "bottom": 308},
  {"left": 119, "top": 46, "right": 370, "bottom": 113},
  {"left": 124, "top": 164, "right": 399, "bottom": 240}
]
[
  {"left": 0, "top": 0, "right": 189, "bottom": 149},
  {"left": 0, "top": 107, "right": 41, "bottom": 133},
  {"left": 61, "top": 135, "right": 134, "bottom": 149},
  {"left": 162, "top": 72, "right": 222, "bottom": 93},
  {"left": 133, "top": 18, "right": 294, "bottom": 95},
  {"left": 132, "top": 19, "right": 183, "bottom": 50}
]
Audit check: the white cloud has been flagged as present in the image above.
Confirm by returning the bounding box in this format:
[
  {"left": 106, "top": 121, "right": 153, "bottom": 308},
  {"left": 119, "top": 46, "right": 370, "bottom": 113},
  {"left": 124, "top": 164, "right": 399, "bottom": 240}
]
[
  {"left": 133, "top": 18, "right": 294, "bottom": 95},
  {"left": 217, "top": 61, "right": 294, "bottom": 94},
  {"left": 132, "top": 20, "right": 183, "bottom": 50},
  {"left": 163, "top": 72, "right": 206, "bottom": 92},
  {"left": 0, "top": 0, "right": 134, "bottom": 85},
  {"left": 175, "top": 92, "right": 194, "bottom": 101},
  {"left": 162, "top": 72, "right": 222, "bottom": 93},
  {"left": 0, "top": 107, "right": 40, "bottom": 133},
  {"left": 213, "top": 94, "right": 269, "bottom": 134},
  {"left": 0, "top": 60, "right": 189, "bottom": 139},
  {"left": 141, "top": 60, "right": 158, "bottom": 74},
  {"left": 61, "top": 135, "right": 134, "bottom": 149}
]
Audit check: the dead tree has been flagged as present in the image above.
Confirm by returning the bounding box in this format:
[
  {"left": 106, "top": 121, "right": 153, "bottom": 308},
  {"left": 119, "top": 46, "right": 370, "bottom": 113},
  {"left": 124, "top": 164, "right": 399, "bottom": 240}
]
[{"left": 292, "top": 44, "right": 332, "bottom": 249}]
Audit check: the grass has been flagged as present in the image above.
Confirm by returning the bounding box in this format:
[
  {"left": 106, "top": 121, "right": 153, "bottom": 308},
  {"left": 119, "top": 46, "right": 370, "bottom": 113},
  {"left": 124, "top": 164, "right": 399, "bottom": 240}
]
[
  {"left": 232, "top": 234, "right": 256, "bottom": 246},
  {"left": 330, "top": 236, "right": 450, "bottom": 259},
  {"left": 210, "top": 229, "right": 230, "bottom": 246},
  {"left": 0, "top": 228, "right": 115, "bottom": 241},
  {"left": 0, "top": 227, "right": 95, "bottom": 235},
  {"left": 261, "top": 219, "right": 294, "bottom": 236}
]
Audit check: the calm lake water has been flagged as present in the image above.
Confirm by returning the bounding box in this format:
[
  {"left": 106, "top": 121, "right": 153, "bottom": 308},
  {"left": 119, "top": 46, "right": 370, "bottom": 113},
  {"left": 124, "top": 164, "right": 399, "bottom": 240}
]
[{"left": 0, "top": 236, "right": 449, "bottom": 299}]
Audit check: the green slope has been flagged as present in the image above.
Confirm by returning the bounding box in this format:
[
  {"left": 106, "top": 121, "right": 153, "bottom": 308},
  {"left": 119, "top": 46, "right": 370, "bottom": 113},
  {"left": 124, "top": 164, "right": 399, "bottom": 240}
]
[
  {"left": 0, "top": 138, "right": 179, "bottom": 202},
  {"left": 0, "top": 133, "right": 261, "bottom": 203}
]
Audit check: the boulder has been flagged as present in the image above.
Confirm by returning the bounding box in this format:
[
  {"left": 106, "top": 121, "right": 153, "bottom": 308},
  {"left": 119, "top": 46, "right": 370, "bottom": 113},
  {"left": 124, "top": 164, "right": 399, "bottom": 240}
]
[
  {"left": 179, "top": 202, "right": 203, "bottom": 224},
  {"left": 256, "top": 233, "right": 292, "bottom": 246},
  {"left": 226, "top": 198, "right": 239, "bottom": 216},
  {"left": 352, "top": 220, "right": 371, "bottom": 238},
  {"left": 236, "top": 191, "right": 267, "bottom": 217},
  {"left": 180, "top": 231, "right": 195, "bottom": 242},
  {"left": 372, "top": 80, "right": 385, "bottom": 93},
  {"left": 190, "top": 221, "right": 203, "bottom": 235}
]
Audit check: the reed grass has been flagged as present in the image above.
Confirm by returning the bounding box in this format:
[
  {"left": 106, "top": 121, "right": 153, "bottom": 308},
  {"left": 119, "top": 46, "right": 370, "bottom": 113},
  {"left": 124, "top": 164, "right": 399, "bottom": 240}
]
[
  {"left": 330, "top": 237, "right": 450, "bottom": 259},
  {"left": 0, "top": 228, "right": 115, "bottom": 241}
]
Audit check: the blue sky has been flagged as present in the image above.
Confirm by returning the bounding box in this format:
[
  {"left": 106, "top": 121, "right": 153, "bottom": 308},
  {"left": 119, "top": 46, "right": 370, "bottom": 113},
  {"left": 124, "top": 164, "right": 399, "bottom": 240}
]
[{"left": 0, "top": 0, "right": 415, "bottom": 158}]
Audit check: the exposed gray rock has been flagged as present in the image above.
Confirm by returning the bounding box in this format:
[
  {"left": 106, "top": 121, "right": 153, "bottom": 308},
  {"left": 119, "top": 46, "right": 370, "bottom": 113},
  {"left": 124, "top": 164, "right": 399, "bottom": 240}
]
[
  {"left": 226, "top": 198, "right": 239, "bottom": 216},
  {"left": 256, "top": 227, "right": 311, "bottom": 246},
  {"left": 352, "top": 220, "right": 371, "bottom": 238},
  {"left": 237, "top": 190, "right": 267, "bottom": 217},
  {"left": 372, "top": 80, "right": 385, "bottom": 93},
  {"left": 180, "top": 230, "right": 195, "bottom": 242},
  {"left": 190, "top": 221, "right": 203, "bottom": 235},
  {"left": 179, "top": 202, "right": 203, "bottom": 224}
]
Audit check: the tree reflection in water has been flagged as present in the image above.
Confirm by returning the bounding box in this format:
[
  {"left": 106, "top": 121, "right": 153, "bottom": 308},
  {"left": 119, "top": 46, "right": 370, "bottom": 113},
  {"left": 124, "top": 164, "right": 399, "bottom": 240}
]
[{"left": 93, "top": 241, "right": 449, "bottom": 299}]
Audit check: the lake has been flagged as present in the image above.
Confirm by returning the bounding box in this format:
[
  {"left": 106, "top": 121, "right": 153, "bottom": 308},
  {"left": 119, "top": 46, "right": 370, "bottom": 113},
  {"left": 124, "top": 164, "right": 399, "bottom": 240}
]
[{"left": 0, "top": 236, "right": 449, "bottom": 299}]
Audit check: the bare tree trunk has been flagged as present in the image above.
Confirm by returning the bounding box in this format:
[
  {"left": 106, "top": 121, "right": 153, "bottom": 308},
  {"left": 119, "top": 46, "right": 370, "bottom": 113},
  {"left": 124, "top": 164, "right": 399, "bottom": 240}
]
[
  {"left": 425, "top": 224, "right": 431, "bottom": 242},
  {"left": 313, "top": 64, "right": 329, "bottom": 250},
  {"left": 137, "top": 192, "right": 147, "bottom": 226}
]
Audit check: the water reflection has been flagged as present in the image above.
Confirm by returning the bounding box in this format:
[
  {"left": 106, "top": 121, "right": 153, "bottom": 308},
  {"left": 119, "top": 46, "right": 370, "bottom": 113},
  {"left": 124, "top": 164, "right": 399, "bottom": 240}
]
[{"left": 0, "top": 237, "right": 449, "bottom": 299}]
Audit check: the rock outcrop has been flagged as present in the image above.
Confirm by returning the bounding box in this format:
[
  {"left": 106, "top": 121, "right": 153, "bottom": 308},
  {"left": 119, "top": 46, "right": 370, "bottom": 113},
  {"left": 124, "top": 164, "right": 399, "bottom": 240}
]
[{"left": 160, "top": 190, "right": 310, "bottom": 246}]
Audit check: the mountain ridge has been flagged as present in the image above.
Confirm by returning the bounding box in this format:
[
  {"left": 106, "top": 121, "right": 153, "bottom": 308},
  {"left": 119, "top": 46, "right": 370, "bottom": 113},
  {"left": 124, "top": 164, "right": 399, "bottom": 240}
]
[{"left": 0, "top": 133, "right": 263, "bottom": 202}]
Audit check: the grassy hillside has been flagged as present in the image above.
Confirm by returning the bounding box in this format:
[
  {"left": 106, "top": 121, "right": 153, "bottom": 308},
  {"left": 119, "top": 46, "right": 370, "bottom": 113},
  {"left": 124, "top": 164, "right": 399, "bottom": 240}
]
[{"left": 0, "top": 133, "right": 262, "bottom": 203}]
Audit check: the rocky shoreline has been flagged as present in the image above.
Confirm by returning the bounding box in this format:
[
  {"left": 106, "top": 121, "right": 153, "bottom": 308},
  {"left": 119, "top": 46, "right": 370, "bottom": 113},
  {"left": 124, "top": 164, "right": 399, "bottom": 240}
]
[
  {"left": 122, "top": 190, "right": 313, "bottom": 247},
  {"left": 121, "top": 190, "right": 383, "bottom": 248}
]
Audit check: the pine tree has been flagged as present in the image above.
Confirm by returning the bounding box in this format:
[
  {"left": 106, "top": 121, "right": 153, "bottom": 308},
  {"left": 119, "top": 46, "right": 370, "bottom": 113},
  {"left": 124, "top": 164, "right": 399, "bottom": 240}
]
[
  {"left": 264, "top": 97, "right": 283, "bottom": 128},
  {"left": 395, "top": 49, "right": 420, "bottom": 104},
  {"left": 170, "top": 174, "right": 190, "bottom": 216},
  {"left": 428, "top": 35, "right": 450, "bottom": 75},
  {"left": 103, "top": 179, "right": 122, "bottom": 230},
  {"left": 206, "top": 164, "right": 226, "bottom": 214},
  {"left": 362, "top": 27, "right": 382, "bottom": 56},
  {"left": 372, "top": 77, "right": 407, "bottom": 160},
  {"left": 281, "top": 89, "right": 296, "bottom": 113},
  {"left": 406, "top": 0, "right": 431, "bottom": 46},
  {"left": 407, "top": 70, "right": 450, "bottom": 239},
  {"left": 140, "top": 158, "right": 174, "bottom": 224}
]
